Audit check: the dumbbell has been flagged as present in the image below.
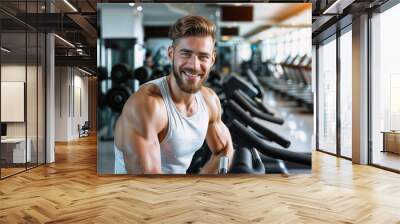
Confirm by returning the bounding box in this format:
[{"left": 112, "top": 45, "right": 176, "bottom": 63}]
[
  {"left": 134, "top": 66, "right": 152, "bottom": 85},
  {"left": 98, "top": 91, "right": 106, "bottom": 109},
  {"left": 97, "top": 66, "right": 108, "bottom": 81},
  {"left": 152, "top": 69, "right": 165, "bottom": 80},
  {"left": 187, "top": 144, "right": 265, "bottom": 174},
  {"left": 111, "top": 63, "right": 131, "bottom": 83},
  {"left": 106, "top": 84, "right": 132, "bottom": 112},
  {"left": 218, "top": 156, "right": 229, "bottom": 174},
  {"left": 186, "top": 143, "right": 211, "bottom": 174}
]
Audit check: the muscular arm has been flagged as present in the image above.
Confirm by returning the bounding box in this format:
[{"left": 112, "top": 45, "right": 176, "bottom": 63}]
[
  {"left": 114, "top": 88, "right": 166, "bottom": 174},
  {"left": 200, "top": 88, "right": 234, "bottom": 174}
]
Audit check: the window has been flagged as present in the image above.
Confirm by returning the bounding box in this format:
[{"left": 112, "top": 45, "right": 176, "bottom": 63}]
[
  {"left": 0, "top": 1, "right": 46, "bottom": 179},
  {"left": 370, "top": 3, "right": 400, "bottom": 171},
  {"left": 339, "top": 28, "right": 352, "bottom": 158},
  {"left": 317, "top": 37, "right": 337, "bottom": 154}
]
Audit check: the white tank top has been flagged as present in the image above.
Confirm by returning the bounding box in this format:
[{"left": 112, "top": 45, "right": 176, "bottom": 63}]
[{"left": 114, "top": 76, "right": 210, "bottom": 174}]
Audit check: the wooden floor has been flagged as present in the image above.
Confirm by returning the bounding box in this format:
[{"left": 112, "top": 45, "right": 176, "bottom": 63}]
[
  {"left": 372, "top": 151, "right": 400, "bottom": 171},
  {"left": 0, "top": 135, "right": 400, "bottom": 223},
  {"left": 1, "top": 167, "right": 26, "bottom": 178}
]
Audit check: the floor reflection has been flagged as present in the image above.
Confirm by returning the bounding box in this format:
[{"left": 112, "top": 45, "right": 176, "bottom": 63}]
[
  {"left": 260, "top": 90, "right": 314, "bottom": 153},
  {"left": 372, "top": 150, "right": 400, "bottom": 171}
]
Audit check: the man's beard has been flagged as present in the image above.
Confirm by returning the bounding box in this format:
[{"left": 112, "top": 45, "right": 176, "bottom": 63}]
[{"left": 172, "top": 59, "right": 208, "bottom": 94}]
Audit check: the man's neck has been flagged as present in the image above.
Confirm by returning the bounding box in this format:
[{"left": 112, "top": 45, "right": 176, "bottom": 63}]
[{"left": 167, "top": 74, "right": 196, "bottom": 108}]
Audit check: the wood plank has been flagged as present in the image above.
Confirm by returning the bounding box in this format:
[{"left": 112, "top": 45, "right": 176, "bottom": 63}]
[{"left": 0, "top": 134, "right": 399, "bottom": 223}]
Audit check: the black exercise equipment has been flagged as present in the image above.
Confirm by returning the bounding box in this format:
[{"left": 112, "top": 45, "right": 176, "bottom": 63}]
[
  {"left": 229, "top": 147, "right": 265, "bottom": 174},
  {"left": 242, "top": 69, "right": 265, "bottom": 100},
  {"left": 186, "top": 144, "right": 265, "bottom": 174},
  {"left": 231, "top": 90, "right": 283, "bottom": 125},
  {"left": 224, "top": 100, "right": 291, "bottom": 148},
  {"left": 207, "top": 71, "right": 224, "bottom": 96},
  {"left": 222, "top": 75, "right": 258, "bottom": 99},
  {"left": 97, "top": 66, "right": 108, "bottom": 81},
  {"left": 152, "top": 69, "right": 165, "bottom": 80},
  {"left": 235, "top": 89, "right": 274, "bottom": 116},
  {"left": 163, "top": 64, "right": 172, "bottom": 75},
  {"left": 186, "top": 143, "right": 211, "bottom": 174},
  {"left": 78, "top": 121, "right": 90, "bottom": 138},
  {"left": 260, "top": 155, "right": 289, "bottom": 174},
  {"left": 111, "top": 63, "right": 131, "bottom": 83},
  {"left": 106, "top": 85, "right": 132, "bottom": 111},
  {"left": 98, "top": 91, "right": 106, "bottom": 109},
  {"left": 256, "top": 54, "right": 313, "bottom": 112},
  {"left": 228, "top": 120, "right": 311, "bottom": 166},
  {"left": 134, "top": 66, "right": 152, "bottom": 85},
  {"left": 209, "top": 70, "right": 221, "bottom": 81},
  {"left": 222, "top": 75, "right": 274, "bottom": 116}
]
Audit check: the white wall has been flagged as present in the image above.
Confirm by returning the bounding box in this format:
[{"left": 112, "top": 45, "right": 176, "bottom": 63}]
[
  {"left": 1, "top": 65, "right": 39, "bottom": 138},
  {"left": 72, "top": 72, "right": 89, "bottom": 138},
  {"left": 55, "top": 66, "right": 67, "bottom": 141},
  {"left": 54, "top": 67, "right": 89, "bottom": 141},
  {"left": 1, "top": 63, "right": 46, "bottom": 164},
  {"left": 99, "top": 3, "right": 144, "bottom": 44}
]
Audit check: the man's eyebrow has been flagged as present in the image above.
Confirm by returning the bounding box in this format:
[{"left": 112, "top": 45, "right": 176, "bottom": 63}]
[
  {"left": 198, "top": 52, "right": 211, "bottom": 57},
  {"left": 179, "top": 48, "right": 211, "bottom": 56},
  {"left": 179, "top": 49, "right": 193, "bottom": 53}
]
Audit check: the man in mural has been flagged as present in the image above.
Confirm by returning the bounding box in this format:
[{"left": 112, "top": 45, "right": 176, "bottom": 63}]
[{"left": 114, "top": 15, "right": 234, "bottom": 174}]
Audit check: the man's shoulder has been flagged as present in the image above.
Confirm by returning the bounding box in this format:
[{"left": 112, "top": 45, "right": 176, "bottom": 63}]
[
  {"left": 200, "top": 86, "right": 218, "bottom": 102},
  {"left": 122, "top": 83, "right": 166, "bottom": 120},
  {"left": 131, "top": 83, "right": 163, "bottom": 107},
  {"left": 200, "top": 86, "right": 220, "bottom": 118}
]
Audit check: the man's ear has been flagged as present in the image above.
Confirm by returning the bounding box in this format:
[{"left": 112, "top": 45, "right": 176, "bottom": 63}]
[
  {"left": 211, "top": 49, "right": 216, "bottom": 66},
  {"left": 168, "top": 45, "right": 174, "bottom": 61}
]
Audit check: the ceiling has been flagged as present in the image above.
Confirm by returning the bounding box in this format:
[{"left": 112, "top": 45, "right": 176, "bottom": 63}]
[
  {"left": 311, "top": 0, "right": 390, "bottom": 43},
  {"left": 2, "top": 0, "right": 386, "bottom": 73},
  {"left": 0, "top": 1, "right": 315, "bottom": 73},
  {"left": 140, "top": 3, "right": 312, "bottom": 38},
  {"left": 0, "top": 0, "right": 98, "bottom": 72}
]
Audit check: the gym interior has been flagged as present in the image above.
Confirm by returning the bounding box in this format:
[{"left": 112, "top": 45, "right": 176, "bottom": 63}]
[
  {"left": 0, "top": 0, "right": 399, "bottom": 222},
  {"left": 97, "top": 3, "right": 312, "bottom": 175}
]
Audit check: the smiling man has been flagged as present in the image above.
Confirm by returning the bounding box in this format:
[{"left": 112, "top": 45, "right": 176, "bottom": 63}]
[{"left": 114, "top": 15, "right": 234, "bottom": 174}]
